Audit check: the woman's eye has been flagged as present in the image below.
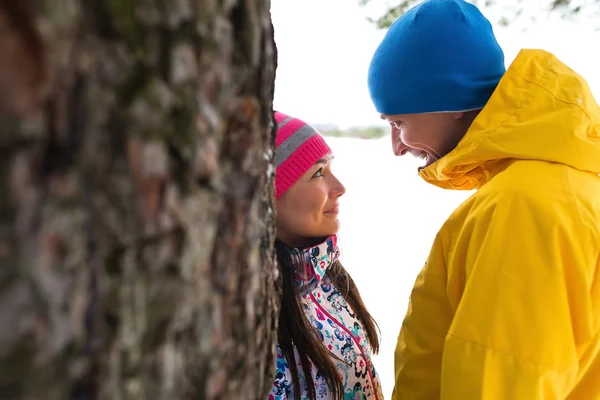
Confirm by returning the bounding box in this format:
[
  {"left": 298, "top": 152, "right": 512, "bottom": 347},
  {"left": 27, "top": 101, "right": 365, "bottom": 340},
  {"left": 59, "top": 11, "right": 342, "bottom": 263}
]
[{"left": 312, "top": 167, "right": 324, "bottom": 178}]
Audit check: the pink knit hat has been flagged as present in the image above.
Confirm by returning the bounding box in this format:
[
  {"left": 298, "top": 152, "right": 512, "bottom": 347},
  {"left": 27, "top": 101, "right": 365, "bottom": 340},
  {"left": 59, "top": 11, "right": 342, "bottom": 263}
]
[{"left": 274, "top": 111, "right": 332, "bottom": 199}]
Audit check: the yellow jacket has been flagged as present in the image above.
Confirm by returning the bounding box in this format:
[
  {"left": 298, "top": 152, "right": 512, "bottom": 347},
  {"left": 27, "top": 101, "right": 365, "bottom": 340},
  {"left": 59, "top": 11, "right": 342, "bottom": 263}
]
[{"left": 393, "top": 49, "right": 600, "bottom": 399}]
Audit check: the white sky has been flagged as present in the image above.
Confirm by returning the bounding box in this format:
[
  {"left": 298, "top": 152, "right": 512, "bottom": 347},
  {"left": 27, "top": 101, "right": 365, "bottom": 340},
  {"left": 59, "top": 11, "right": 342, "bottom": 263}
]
[
  {"left": 271, "top": 0, "right": 600, "bottom": 129},
  {"left": 270, "top": 1, "right": 600, "bottom": 397}
]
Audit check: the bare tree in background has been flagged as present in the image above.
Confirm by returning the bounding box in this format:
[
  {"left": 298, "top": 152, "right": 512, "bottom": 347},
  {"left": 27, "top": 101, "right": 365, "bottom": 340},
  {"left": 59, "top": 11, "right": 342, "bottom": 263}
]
[
  {"left": 0, "top": 0, "right": 278, "bottom": 399},
  {"left": 362, "top": 0, "right": 600, "bottom": 29}
]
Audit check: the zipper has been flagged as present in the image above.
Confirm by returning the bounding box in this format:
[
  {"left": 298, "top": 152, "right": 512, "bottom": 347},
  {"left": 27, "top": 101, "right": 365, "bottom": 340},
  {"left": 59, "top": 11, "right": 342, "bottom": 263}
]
[{"left": 309, "top": 293, "right": 380, "bottom": 400}]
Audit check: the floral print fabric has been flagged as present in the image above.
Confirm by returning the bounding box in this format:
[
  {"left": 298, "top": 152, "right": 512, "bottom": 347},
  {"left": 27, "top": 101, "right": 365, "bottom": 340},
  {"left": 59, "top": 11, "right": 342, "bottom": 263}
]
[{"left": 269, "top": 236, "right": 383, "bottom": 400}]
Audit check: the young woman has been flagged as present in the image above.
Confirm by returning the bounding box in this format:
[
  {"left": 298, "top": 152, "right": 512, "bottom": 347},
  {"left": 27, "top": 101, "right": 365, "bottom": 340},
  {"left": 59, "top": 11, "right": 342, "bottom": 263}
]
[{"left": 269, "top": 111, "right": 383, "bottom": 400}]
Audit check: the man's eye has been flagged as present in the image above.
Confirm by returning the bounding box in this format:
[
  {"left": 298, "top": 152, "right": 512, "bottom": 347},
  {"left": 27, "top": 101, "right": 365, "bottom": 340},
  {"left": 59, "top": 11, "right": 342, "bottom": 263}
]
[{"left": 312, "top": 168, "right": 324, "bottom": 178}]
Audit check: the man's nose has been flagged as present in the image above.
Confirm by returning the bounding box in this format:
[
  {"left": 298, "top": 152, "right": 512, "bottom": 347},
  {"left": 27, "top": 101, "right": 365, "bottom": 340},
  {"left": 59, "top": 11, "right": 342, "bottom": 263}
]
[{"left": 391, "top": 126, "right": 409, "bottom": 156}]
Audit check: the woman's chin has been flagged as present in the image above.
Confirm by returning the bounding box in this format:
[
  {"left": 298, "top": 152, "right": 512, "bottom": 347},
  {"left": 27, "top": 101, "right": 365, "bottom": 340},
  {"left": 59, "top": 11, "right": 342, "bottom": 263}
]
[{"left": 320, "top": 221, "right": 340, "bottom": 237}]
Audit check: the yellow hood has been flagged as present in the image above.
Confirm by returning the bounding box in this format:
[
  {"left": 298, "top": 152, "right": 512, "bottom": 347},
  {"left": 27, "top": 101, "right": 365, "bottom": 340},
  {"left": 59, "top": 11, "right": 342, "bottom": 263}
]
[{"left": 420, "top": 48, "right": 600, "bottom": 190}]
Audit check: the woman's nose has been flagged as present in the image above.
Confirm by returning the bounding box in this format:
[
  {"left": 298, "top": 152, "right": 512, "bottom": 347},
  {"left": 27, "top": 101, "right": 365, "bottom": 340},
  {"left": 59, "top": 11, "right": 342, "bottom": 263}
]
[{"left": 330, "top": 174, "right": 346, "bottom": 198}]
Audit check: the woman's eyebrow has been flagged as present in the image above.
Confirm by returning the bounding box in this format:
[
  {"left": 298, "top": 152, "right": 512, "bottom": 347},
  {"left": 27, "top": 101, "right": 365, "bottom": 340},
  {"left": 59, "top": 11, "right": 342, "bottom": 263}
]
[{"left": 314, "top": 156, "right": 334, "bottom": 165}]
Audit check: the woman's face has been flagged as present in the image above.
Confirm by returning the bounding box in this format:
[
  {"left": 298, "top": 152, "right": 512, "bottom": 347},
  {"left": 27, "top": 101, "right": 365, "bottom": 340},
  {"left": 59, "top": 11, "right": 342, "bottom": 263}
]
[{"left": 276, "top": 154, "right": 345, "bottom": 248}]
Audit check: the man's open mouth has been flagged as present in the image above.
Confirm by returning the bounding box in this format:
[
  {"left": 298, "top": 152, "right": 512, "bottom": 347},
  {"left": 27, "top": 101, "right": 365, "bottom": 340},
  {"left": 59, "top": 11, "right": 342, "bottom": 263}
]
[{"left": 417, "top": 152, "right": 437, "bottom": 170}]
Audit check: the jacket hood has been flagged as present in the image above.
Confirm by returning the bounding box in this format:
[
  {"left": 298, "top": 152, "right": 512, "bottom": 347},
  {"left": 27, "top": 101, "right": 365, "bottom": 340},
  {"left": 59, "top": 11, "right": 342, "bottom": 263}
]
[{"left": 420, "top": 48, "right": 600, "bottom": 190}]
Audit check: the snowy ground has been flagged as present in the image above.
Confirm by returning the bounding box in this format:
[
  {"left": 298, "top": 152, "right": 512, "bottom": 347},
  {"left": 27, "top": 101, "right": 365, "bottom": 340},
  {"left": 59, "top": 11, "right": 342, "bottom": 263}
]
[{"left": 326, "top": 135, "right": 473, "bottom": 397}]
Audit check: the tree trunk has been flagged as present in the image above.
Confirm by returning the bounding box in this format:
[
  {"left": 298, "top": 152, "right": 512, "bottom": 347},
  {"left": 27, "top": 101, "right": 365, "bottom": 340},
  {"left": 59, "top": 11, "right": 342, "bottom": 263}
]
[{"left": 0, "top": 0, "right": 278, "bottom": 399}]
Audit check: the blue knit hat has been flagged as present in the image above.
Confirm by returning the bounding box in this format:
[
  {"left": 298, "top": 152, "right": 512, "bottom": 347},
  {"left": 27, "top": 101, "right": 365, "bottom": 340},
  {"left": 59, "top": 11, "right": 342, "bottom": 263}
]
[{"left": 367, "top": 0, "right": 505, "bottom": 115}]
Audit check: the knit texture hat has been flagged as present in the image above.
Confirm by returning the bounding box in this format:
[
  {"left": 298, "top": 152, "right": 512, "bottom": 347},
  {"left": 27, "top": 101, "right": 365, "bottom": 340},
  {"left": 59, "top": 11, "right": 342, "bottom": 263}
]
[
  {"left": 274, "top": 111, "right": 331, "bottom": 199},
  {"left": 367, "top": 0, "right": 506, "bottom": 115}
]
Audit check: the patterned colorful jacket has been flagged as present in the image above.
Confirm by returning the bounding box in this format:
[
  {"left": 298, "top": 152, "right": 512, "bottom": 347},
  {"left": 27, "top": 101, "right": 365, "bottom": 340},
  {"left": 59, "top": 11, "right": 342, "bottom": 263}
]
[{"left": 269, "top": 236, "right": 383, "bottom": 399}]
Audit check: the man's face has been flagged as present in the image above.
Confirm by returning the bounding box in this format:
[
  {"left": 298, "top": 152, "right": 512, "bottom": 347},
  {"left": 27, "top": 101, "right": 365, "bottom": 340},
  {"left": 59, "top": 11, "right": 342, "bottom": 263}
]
[{"left": 382, "top": 112, "right": 471, "bottom": 169}]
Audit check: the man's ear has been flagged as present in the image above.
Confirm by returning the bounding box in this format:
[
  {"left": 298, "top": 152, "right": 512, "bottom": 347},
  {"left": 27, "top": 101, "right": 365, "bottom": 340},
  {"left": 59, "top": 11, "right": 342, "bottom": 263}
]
[
  {"left": 454, "top": 111, "right": 466, "bottom": 120},
  {"left": 456, "top": 109, "right": 483, "bottom": 122}
]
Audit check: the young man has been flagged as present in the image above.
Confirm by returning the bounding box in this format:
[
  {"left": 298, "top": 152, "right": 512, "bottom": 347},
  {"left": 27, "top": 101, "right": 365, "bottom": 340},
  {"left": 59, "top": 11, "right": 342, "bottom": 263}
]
[{"left": 367, "top": 0, "right": 600, "bottom": 398}]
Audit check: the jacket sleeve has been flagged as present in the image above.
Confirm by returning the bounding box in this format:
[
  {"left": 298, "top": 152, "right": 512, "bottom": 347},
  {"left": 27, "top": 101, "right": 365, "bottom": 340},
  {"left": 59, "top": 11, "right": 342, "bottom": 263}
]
[{"left": 440, "top": 192, "right": 597, "bottom": 399}]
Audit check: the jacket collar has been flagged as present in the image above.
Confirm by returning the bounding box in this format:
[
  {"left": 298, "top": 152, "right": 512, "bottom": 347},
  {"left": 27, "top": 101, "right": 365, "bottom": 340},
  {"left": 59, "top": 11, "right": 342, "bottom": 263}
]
[
  {"left": 419, "top": 49, "right": 600, "bottom": 190},
  {"left": 288, "top": 235, "right": 340, "bottom": 294}
]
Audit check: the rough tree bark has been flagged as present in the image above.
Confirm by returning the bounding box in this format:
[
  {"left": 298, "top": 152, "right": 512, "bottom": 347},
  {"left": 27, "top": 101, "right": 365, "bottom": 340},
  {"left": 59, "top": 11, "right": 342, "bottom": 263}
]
[{"left": 0, "top": 0, "right": 278, "bottom": 399}]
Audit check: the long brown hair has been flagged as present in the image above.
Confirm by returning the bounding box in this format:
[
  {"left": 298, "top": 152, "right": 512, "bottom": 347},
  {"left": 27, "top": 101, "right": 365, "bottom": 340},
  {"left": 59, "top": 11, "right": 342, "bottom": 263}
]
[{"left": 275, "top": 239, "right": 380, "bottom": 400}]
